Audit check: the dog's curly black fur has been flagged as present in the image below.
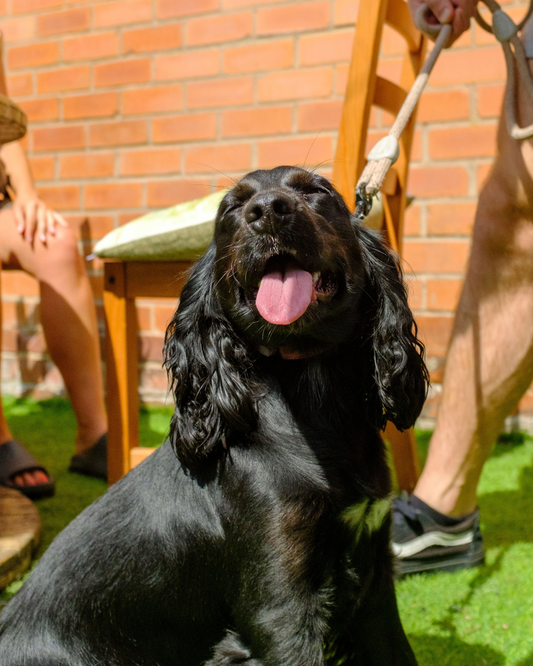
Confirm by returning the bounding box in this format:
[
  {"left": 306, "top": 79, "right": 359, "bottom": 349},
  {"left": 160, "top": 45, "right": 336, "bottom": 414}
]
[{"left": 0, "top": 166, "right": 428, "bottom": 665}]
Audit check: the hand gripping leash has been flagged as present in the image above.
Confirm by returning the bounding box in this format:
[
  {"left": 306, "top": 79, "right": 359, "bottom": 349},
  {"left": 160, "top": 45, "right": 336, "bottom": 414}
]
[{"left": 355, "top": 0, "right": 533, "bottom": 220}]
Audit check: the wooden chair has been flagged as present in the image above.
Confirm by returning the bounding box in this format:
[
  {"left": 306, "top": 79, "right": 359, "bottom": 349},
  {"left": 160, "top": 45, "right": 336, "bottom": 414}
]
[
  {"left": 332, "top": 0, "right": 428, "bottom": 492},
  {"left": 104, "top": 260, "right": 192, "bottom": 485},
  {"left": 104, "top": 0, "right": 428, "bottom": 490}
]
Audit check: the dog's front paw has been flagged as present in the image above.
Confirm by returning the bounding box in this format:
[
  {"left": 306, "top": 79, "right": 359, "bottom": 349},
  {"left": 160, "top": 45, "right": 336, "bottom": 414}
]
[{"left": 206, "top": 630, "right": 263, "bottom": 665}]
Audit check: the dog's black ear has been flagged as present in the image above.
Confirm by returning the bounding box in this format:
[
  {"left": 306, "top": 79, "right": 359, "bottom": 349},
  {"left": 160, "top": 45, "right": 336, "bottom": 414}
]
[
  {"left": 164, "top": 242, "right": 258, "bottom": 471},
  {"left": 356, "top": 223, "right": 429, "bottom": 431}
]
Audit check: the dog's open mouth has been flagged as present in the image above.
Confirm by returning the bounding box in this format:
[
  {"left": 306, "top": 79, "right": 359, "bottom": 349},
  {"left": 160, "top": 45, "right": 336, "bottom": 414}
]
[{"left": 253, "top": 254, "right": 338, "bottom": 325}]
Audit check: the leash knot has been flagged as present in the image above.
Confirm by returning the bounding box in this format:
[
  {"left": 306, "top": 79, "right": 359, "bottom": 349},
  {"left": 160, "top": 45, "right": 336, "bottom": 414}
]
[{"left": 492, "top": 9, "right": 518, "bottom": 42}]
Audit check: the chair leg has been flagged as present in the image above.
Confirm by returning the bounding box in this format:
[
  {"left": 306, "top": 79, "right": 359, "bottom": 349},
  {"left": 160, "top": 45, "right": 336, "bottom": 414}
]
[
  {"left": 104, "top": 262, "right": 139, "bottom": 485},
  {"left": 332, "top": 0, "right": 425, "bottom": 492},
  {"left": 384, "top": 422, "right": 421, "bottom": 494}
]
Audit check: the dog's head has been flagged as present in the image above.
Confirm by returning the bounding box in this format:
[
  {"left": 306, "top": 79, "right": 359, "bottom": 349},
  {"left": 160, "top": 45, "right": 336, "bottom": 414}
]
[
  {"left": 213, "top": 166, "right": 367, "bottom": 357},
  {"left": 165, "top": 167, "right": 428, "bottom": 470}
]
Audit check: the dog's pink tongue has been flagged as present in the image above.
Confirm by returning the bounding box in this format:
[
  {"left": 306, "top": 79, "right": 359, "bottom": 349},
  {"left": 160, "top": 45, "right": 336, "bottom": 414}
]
[{"left": 256, "top": 264, "right": 313, "bottom": 325}]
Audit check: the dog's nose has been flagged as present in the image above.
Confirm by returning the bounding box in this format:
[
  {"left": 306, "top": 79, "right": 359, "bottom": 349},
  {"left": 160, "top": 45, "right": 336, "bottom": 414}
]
[{"left": 244, "top": 192, "right": 294, "bottom": 234}]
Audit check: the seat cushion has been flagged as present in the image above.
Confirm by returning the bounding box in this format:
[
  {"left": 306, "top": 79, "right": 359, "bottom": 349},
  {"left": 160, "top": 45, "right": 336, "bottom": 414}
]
[{"left": 93, "top": 189, "right": 227, "bottom": 261}]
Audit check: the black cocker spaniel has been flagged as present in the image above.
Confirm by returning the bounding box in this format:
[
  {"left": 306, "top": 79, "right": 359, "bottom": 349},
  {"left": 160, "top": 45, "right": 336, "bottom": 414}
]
[{"left": 0, "top": 166, "right": 428, "bottom": 665}]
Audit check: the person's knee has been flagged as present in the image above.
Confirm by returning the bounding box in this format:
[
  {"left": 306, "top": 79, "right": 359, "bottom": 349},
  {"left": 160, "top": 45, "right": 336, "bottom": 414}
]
[{"left": 35, "top": 225, "right": 85, "bottom": 278}]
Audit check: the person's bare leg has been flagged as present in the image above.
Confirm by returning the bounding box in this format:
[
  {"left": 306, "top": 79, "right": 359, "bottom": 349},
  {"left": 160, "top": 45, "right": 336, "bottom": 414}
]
[
  {"left": 35, "top": 229, "right": 107, "bottom": 454},
  {"left": 414, "top": 71, "right": 533, "bottom": 518},
  {"left": 0, "top": 208, "right": 107, "bottom": 487}
]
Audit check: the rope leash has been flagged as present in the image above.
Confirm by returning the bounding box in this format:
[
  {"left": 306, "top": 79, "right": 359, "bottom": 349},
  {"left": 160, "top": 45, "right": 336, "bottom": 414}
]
[
  {"left": 476, "top": 0, "right": 533, "bottom": 140},
  {"left": 355, "top": 0, "right": 533, "bottom": 220}
]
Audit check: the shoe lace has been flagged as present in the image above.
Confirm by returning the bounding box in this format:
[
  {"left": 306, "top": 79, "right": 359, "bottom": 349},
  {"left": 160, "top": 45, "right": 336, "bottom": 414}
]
[{"left": 392, "top": 492, "right": 420, "bottom": 526}]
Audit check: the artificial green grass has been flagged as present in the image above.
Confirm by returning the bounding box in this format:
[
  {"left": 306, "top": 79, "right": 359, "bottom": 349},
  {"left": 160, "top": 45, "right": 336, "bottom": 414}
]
[
  {"left": 1, "top": 397, "right": 532, "bottom": 663},
  {"left": 396, "top": 430, "right": 533, "bottom": 665}
]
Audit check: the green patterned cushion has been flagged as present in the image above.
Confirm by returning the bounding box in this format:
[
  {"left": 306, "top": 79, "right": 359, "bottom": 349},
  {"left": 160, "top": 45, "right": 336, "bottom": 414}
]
[
  {"left": 93, "top": 187, "right": 385, "bottom": 261},
  {"left": 93, "top": 190, "right": 227, "bottom": 261}
]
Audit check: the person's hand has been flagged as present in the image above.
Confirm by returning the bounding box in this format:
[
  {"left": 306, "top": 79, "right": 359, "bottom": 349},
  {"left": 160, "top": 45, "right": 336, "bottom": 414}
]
[
  {"left": 13, "top": 193, "right": 68, "bottom": 245},
  {"left": 408, "top": 0, "right": 479, "bottom": 45}
]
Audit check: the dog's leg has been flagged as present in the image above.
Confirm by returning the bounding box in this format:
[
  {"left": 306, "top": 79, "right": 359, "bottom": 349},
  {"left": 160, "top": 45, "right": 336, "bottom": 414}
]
[
  {"left": 351, "top": 575, "right": 418, "bottom": 666},
  {"left": 205, "top": 631, "right": 260, "bottom": 665},
  {"left": 205, "top": 607, "right": 329, "bottom": 666},
  {"left": 204, "top": 577, "right": 331, "bottom": 666},
  {"left": 342, "top": 519, "right": 418, "bottom": 666},
  {"left": 327, "top": 514, "right": 418, "bottom": 666}
]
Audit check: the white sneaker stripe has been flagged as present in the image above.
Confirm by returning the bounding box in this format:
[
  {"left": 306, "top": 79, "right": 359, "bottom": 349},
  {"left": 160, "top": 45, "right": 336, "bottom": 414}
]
[{"left": 392, "top": 530, "right": 474, "bottom": 558}]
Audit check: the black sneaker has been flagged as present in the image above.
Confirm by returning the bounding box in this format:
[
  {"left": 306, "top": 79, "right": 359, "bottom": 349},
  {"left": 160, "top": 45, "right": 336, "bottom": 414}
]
[{"left": 392, "top": 493, "right": 485, "bottom": 576}]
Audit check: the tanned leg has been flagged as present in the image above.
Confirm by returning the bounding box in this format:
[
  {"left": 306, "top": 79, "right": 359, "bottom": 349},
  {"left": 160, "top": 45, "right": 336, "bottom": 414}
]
[
  {"left": 0, "top": 210, "right": 107, "bottom": 488},
  {"left": 415, "top": 60, "right": 533, "bottom": 517}
]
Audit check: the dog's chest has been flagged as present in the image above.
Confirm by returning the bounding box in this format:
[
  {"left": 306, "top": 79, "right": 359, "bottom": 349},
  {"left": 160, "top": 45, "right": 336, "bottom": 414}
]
[{"left": 265, "top": 469, "right": 391, "bottom": 588}]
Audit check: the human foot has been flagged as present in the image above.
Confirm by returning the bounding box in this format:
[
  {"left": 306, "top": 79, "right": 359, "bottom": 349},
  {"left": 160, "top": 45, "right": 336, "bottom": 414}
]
[
  {"left": 391, "top": 493, "right": 485, "bottom": 576},
  {"left": 0, "top": 440, "right": 55, "bottom": 499},
  {"left": 69, "top": 433, "right": 107, "bottom": 481}
]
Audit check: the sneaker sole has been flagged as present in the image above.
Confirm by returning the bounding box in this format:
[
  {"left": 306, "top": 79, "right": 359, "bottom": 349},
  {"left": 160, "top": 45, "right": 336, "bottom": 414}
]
[{"left": 395, "top": 543, "right": 485, "bottom": 577}]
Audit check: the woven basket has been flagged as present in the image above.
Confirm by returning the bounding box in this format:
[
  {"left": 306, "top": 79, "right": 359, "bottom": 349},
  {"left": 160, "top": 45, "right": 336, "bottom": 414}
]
[
  {"left": 0, "top": 31, "right": 27, "bottom": 145},
  {"left": 0, "top": 93, "right": 26, "bottom": 144}
]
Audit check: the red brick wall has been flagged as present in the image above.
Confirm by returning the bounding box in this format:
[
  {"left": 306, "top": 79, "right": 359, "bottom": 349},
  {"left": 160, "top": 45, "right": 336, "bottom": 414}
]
[{"left": 0, "top": 0, "right": 530, "bottom": 422}]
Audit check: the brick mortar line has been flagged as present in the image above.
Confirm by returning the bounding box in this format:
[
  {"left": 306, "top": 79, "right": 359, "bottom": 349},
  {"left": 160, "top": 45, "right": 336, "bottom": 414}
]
[
  {"left": 6, "top": 29, "right": 356, "bottom": 63},
  {"left": 7, "top": 39, "right": 357, "bottom": 77},
  {"left": 409, "top": 156, "right": 496, "bottom": 167},
  {"left": 419, "top": 200, "right": 428, "bottom": 237},
  {"left": 27, "top": 132, "right": 339, "bottom": 153},
  {"left": 405, "top": 276, "right": 471, "bottom": 283},
  {"left": 404, "top": 235, "right": 474, "bottom": 241},
  {"left": 408, "top": 275, "right": 468, "bottom": 283},
  {"left": 29, "top": 133, "right": 337, "bottom": 152},
  {"left": 406, "top": 196, "right": 480, "bottom": 203},
  {"left": 24, "top": 101, "right": 347, "bottom": 121},
  {"left": 416, "top": 118, "right": 499, "bottom": 130},
  {"left": 411, "top": 311, "right": 457, "bottom": 318},
  {"left": 403, "top": 237, "right": 473, "bottom": 244},
  {"left": 418, "top": 308, "right": 460, "bottom": 315}
]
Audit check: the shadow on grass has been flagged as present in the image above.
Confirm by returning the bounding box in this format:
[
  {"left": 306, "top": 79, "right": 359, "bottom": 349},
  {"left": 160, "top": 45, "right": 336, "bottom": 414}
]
[
  {"left": 412, "top": 551, "right": 507, "bottom": 664},
  {"left": 478, "top": 461, "right": 533, "bottom": 549},
  {"left": 403, "top": 548, "right": 527, "bottom": 665},
  {"left": 408, "top": 633, "right": 505, "bottom": 666},
  {"left": 492, "top": 431, "right": 531, "bottom": 452}
]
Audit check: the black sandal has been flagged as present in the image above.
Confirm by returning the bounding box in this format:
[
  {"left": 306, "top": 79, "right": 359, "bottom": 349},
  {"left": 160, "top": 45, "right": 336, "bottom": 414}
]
[
  {"left": 68, "top": 434, "right": 107, "bottom": 481},
  {"left": 0, "top": 439, "right": 55, "bottom": 500}
]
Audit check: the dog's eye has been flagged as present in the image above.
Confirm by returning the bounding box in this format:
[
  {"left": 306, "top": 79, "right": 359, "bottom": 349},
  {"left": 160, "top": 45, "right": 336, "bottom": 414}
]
[
  {"left": 301, "top": 186, "right": 328, "bottom": 199},
  {"left": 222, "top": 202, "right": 242, "bottom": 216}
]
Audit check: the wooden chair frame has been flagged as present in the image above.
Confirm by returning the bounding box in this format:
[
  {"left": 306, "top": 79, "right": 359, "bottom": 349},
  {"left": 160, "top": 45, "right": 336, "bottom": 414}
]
[
  {"left": 104, "top": 260, "right": 192, "bottom": 485},
  {"left": 332, "top": 0, "right": 428, "bottom": 492}
]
